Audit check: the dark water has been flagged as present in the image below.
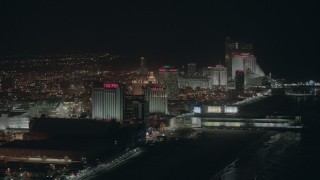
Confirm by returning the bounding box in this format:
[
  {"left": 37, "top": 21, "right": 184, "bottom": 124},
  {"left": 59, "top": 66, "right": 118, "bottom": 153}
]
[
  {"left": 93, "top": 95, "right": 320, "bottom": 180},
  {"left": 94, "top": 129, "right": 268, "bottom": 180},
  {"left": 216, "top": 95, "right": 320, "bottom": 180}
]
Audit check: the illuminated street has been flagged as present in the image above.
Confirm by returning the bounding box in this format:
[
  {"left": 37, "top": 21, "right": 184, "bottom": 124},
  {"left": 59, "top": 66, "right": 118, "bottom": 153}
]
[
  {"left": 1, "top": 1, "right": 319, "bottom": 179},
  {"left": 67, "top": 148, "right": 143, "bottom": 180}
]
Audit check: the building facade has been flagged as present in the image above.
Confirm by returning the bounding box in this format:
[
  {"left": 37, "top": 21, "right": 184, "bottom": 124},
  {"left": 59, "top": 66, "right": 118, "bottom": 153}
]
[
  {"left": 144, "top": 87, "right": 168, "bottom": 114},
  {"left": 158, "top": 66, "right": 179, "bottom": 99},
  {"left": 187, "top": 63, "right": 197, "bottom": 75},
  {"left": 92, "top": 83, "right": 125, "bottom": 122},
  {"left": 225, "top": 37, "right": 254, "bottom": 80},
  {"left": 211, "top": 65, "right": 228, "bottom": 87},
  {"left": 0, "top": 113, "right": 29, "bottom": 130},
  {"left": 124, "top": 96, "right": 148, "bottom": 121},
  {"left": 178, "top": 76, "right": 209, "bottom": 89},
  {"left": 202, "top": 66, "right": 213, "bottom": 76},
  {"left": 231, "top": 53, "right": 256, "bottom": 80}
]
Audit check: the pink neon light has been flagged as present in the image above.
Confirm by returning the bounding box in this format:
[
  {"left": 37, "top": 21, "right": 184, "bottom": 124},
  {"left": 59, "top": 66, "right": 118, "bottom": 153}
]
[
  {"left": 103, "top": 83, "right": 119, "bottom": 89},
  {"left": 159, "top": 69, "right": 177, "bottom": 72},
  {"left": 151, "top": 87, "right": 164, "bottom": 91},
  {"left": 232, "top": 52, "right": 255, "bottom": 58}
]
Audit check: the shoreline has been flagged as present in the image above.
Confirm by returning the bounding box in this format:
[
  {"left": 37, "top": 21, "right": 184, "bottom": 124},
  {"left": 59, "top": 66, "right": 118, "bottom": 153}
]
[{"left": 96, "top": 129, "right": 274, "bottom": 180}]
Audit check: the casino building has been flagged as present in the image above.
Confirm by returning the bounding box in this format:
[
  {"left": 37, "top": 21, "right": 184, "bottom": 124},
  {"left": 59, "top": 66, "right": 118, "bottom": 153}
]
[
  {"left": 158, "top": 66, "right": 179, "bottom": 100},
  {"left": 92, "top": 83, "right": 125, "bottom": 122},
  {"left": 143, "top": 86, "right": 168, "bottom": 114},
  {"left": 231, "top": 53, "right": 256, "bottom": 80},
  {"left": 211, "top": 65, "right": 228, "bottom": 87}
]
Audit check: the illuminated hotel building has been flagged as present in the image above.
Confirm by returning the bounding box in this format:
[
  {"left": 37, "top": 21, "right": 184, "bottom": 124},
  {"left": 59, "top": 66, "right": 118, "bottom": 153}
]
[
  {"left": 131, "top": 71, "right": 157, "bottom": 95},
  {"left": 92, "top": 83, "right": 125, "bottom": 122},
  {"left": 211, "top": 65, "right": 228, "bottom": 87},
  {"left": 158, "top": 66, "right": 179, "bottom": 100},
  {"left": 144, "top": 87, "right": 168, "bottom": 114},
  {"left": 231, "top": 53, "right": 256, "bottom": 80},
  {"left": 225, "top": 37, "right": 254, "bottom": 80}
]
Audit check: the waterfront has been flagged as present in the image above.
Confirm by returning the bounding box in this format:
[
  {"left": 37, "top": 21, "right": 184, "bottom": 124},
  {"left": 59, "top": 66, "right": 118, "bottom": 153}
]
[
  {"left": 94, "top": 95, "right": 320, "bottom": 180},
  {"left": 98, "top": 129, "right": 270, "bottom": 180},
  {"left": 1, "top": 1, "right": 319, "bottom": 179}
]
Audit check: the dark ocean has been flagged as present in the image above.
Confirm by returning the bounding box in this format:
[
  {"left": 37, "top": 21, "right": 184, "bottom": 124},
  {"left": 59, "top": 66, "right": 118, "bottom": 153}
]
[
  {"left": 214, "top": 95, "right": 320, "bottom": 180},
  {"left": 92, "top": 95, "right": 320, "bottom": 180}
]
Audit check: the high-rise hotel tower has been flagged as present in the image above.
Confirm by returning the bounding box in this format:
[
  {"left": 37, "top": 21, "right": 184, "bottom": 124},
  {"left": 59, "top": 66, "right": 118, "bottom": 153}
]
[
  {"left": 92, "top": 83, "right": 125, "bottom": 122},
  {"left": 225, "top": 37, "right": 254, "bottom": 80},
  {"left": 158, "top": 66, "right": 179, "bottom": 100},
  {"left": 212, "top": 65, "right": 228, "bottom": 87},
  {"left": 144, "top": 86, "right": 168, "bottom": 114}
]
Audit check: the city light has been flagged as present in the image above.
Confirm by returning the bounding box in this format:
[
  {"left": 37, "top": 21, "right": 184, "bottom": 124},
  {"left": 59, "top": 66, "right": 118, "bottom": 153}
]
[
  {"left": 0, "top": 2, "right": 317, "bottom": 179},
  {"left": 103, "top": 83, "right": 119, "bottom": 89}
]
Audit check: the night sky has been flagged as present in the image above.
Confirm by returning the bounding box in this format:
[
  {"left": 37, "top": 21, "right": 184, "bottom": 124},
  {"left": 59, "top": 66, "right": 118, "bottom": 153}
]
[{"left": 1, "top": 0, "right": 319, "bottom": 82}]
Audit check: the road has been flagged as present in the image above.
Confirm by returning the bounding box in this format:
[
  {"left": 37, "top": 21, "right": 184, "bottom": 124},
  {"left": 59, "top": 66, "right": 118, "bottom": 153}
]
[{"left": 66, "top": 147, "right": 143, "bottom": 180}]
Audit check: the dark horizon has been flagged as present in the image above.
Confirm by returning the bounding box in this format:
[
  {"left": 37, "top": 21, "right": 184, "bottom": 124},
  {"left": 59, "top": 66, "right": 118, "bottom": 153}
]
[{"left": 1, "top": 0, "right": 319, "bottom": 82}]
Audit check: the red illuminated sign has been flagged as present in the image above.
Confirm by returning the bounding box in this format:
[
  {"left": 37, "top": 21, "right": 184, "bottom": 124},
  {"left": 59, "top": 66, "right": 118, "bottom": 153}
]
[
  {"left": 159, "top": 69, "right": 177, "bottom": 72},
  {"left": 103, "top": 83, "right": 119, "bottom": 89},
  {"left": 232, "top": 52, "right": 255, "bottom": 58},
  {"left": 151, "top": 87, "right": 164, "bottom": 91}
]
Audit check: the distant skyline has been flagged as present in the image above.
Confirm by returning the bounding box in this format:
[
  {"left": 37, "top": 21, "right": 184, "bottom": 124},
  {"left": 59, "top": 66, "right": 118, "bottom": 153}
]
[{"left": 1, "top": 0, "right": 319, "bottom": 82}]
